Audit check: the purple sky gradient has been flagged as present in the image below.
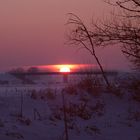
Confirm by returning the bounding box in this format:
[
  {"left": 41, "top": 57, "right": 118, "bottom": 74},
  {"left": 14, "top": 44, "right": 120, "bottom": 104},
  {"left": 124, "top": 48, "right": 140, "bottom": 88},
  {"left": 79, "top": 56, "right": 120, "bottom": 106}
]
[{"left": 0, "top": 0, "right": 130, "bottom": 71}]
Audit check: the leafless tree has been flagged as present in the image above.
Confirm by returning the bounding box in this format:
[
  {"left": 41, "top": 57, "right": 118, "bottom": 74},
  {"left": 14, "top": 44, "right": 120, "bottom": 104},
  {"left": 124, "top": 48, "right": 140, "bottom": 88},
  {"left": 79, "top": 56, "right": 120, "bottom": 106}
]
[
  {"left": 90, "top": 0, "right": 140, "bottom": 70},
  {"left": 9, "top": 67, "right": 25, "bottom": 79},
  {"left": 66, "top": 13, "right": 110, "bottom": 88}
]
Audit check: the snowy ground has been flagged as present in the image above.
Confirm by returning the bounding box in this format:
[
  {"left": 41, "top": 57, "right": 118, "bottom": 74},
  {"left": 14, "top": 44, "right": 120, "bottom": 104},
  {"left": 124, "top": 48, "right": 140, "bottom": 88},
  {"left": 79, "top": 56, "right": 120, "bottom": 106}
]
[{"left": 0, "top": 73, "right": 140, "bottom": 140}]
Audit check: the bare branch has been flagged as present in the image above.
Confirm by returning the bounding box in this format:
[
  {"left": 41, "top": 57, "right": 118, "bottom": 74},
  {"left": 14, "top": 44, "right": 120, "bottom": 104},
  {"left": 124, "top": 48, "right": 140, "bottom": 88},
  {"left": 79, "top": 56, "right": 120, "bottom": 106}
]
[{"left": 66, "top": 13, "right": 111, "bottom": 87}]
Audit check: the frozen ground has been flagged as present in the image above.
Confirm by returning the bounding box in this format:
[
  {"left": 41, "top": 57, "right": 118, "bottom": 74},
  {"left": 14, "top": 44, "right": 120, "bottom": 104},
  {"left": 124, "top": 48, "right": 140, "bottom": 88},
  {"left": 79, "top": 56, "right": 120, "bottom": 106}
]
[{"left": 0, "top": 73, "right": 140, "bottom": 140}]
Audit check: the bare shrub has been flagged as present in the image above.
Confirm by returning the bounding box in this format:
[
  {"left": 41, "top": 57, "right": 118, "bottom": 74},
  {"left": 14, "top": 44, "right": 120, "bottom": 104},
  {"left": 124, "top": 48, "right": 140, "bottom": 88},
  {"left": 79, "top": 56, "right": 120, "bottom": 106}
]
[
  {"left": 30, "top": 88, "right": 56, "bottom": 100},
  {"left": 109, "top": 84, "right": 124, "bottom": 99},
  {"left": 89, "top": 100, "right": 105, "bottom": 117},
  {"left": 129, "top": 77, "right": 140, "bottom": 102},
  {"left": 85, "top": 125, "right": 101, "bottom": 135},
  {"left": 59, "top": 100, "right": 92, "bottom": 120},
  {"left": 60, "top": 100, "right": 105, "bottom": 120},
  {"left": 5, "top": 131, "right": 24, "bottom": 139},
  {"left": 77, "top": 74, "right": 102, "bottom": 97},
  {"left": 17, "top": 117, "right": 31, "bottom": 126},
  {"left": 49, "top": 110, "right": 62, "bottom": 121},
  {"left": 121, "top": 75, "right": 140, "bottom": 102},
  {"left": 30, "top": 89, "right": 38, "bottom": 100},
  {"left": 63, "top": 84, "right": 78, "bottom": 95},
  {"left": 45, "top": 88, "right": 56, "bottom": 100},
  {"left": 33, "top": 108, "right": 42, "bottom": 120}
]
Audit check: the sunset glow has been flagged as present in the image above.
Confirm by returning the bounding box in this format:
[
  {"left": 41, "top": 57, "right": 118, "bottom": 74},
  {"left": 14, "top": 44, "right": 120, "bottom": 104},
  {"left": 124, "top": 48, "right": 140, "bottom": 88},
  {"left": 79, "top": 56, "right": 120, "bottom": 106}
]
[
  {"left": 29, "top": 64, "right": 97, "bottom": 73},
  {"left": 60, "top": 66, "right": 70, "bottom": 73},
  {"left": 0, "top": 0, "right": 129, "bottom": 72}
]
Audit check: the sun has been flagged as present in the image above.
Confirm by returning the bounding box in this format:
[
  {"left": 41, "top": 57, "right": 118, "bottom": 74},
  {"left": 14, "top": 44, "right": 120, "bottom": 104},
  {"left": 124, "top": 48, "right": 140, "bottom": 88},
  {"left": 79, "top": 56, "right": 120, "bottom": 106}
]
[{"left": 60, "top": 66, "right": 71, "bottom": 73}]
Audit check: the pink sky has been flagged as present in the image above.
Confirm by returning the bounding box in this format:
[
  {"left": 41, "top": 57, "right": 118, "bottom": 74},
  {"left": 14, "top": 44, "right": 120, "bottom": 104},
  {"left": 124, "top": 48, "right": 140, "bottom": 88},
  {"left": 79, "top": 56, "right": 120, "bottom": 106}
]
[{"left": 0, "top": 0, "right": 129, "bottom": 71}]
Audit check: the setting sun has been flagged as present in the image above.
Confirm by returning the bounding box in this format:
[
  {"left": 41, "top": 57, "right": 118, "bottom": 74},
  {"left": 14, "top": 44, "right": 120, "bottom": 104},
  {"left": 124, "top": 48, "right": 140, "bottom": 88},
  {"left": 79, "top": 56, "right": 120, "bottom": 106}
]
[{"left": 60, "top": 66, "right": 71, "bottom": 73}]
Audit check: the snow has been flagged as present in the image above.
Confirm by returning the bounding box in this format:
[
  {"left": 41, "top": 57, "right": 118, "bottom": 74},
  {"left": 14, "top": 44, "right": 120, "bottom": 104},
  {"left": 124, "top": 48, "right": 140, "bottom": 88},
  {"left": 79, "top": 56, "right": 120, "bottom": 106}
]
[{"left": 0, "top": 73, "right": 140, "bottom": 140}]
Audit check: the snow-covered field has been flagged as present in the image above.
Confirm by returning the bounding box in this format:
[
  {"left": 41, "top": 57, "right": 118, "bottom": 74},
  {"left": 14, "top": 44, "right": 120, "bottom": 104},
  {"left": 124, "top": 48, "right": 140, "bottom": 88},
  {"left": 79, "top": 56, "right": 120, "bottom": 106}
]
[{"left": 0, "top": 73, "right": 140, "bottom": 140}]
